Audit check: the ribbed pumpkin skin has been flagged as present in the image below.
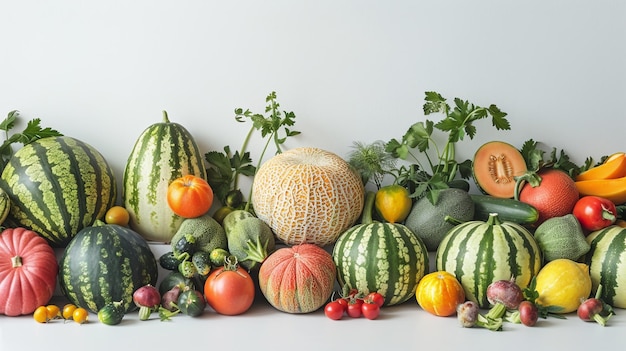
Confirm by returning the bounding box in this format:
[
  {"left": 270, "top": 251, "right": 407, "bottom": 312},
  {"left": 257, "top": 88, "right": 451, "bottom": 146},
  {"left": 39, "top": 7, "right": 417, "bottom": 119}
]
[
  {"left": 0, "top": 136, "right": 117, "bottom": 247},
  {"left": 332, "top": 222, "right": 429, "bottom": 306},
  {"left": 123, "top": 113, "right": 207, "bottom": 243},
  {"left": 259, "top": 244, "right": 336, "bottom": 314},
  {"left": 0, "top": 227, "right": 58, "bottom": 316},
  {"left": 435, "top": 214, "right": 542, "bottom": 308},
  {"left": 583, "top": 225, "right": 626, "bottom": 308},
  {"left": 59, "top": 222, "right": 158, "bottom": 313},
  {"left": 252, "top": 147, "right": 364, "bottom": 247}
]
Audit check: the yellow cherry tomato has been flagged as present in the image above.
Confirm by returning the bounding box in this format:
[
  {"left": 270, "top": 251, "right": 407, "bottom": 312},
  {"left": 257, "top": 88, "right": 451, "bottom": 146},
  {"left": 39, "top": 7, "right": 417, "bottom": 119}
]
[
  {"left": 72, "top": 307, "right": 89, "bottom": 324},
  {"left": 62, "top": 303, "right": 77, "bottom": 320},
  {"left": 105, "top": 206, "right": 130, "bottom": 226},
  {"left": 33, "top": 306, "right": 49, "bottom": 323},
  {"left": 46, "top": 305, "right": 61, "bottom": 320},
  {"left": 375, "top": 184, "right": 412, "bottom": 223}
]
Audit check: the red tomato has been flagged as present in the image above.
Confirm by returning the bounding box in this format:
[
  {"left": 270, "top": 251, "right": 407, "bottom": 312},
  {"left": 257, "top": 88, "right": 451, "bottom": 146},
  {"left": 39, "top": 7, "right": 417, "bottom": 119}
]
[
  {"left": 204, "top": 257, "right": 255, "bottom": 315},
  {"left": 347, "top": 299, "right": 363, "bottom": 318},
  {"left": 335, "top": 297, "right": 349, "bottom": 312},
  {"left": 324, "top": 301, "right": 344, "bottom": 320},
  {"left": 361, "top": 301, "right": 381, "bottom": 320},
  {"left": 365, "top": 292, "right": 385, "bottom": 307},
  {"left": 572, "top": 195, "right": 617, "bottom": 232},
  {"left": 167, "top": 175, "right": 214, "bottom": 218}
]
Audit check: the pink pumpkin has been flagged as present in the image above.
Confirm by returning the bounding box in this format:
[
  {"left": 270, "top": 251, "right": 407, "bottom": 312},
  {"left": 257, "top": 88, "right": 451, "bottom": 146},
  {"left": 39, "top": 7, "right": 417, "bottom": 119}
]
[
  {"left": 0, "top": 227, "right": 59, "bottom": 316},
  {"left": 258, "top": 244, "right": 336, "bottom": 313}
]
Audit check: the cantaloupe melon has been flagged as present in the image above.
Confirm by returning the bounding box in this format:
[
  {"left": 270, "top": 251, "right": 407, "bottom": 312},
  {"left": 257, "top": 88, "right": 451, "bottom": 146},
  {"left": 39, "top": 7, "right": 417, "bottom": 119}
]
[{"left": 251, "top": 147, "right": 364, "bottom": 247}]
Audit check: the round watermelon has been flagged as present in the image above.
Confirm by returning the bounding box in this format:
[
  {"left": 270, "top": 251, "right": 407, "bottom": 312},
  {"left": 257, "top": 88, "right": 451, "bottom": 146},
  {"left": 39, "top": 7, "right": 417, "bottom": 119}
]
[{"left": 0, "top": 136, "right": 117, "bottom": 247}]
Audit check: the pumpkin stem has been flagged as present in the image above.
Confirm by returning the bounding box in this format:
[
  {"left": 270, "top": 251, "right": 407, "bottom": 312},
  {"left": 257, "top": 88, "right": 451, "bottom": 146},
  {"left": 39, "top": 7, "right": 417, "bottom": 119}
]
[
  {"left": 486, "top": 212, "right": 502, "bottom": 226},
  {"left": 11, "top": 255, "right": 22, "bottom": 268},
  {"left": 242, "top": 236, "right": 271, "bottom": 270},
  {"left": 360, "top": 191, "right": 377, "bottom": 225}
]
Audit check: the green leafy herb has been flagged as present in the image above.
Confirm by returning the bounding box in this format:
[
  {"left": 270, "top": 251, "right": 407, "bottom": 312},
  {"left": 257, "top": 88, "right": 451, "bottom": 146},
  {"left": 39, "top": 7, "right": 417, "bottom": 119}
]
[
  {"left": 385, "top": 91, "right": 510, "bottom": 203},
  {"left": 0, "top": 110, "right": 63, "bottom": 173},
  {"left": 347, "top": 140, "right": 397, "bottom": 189},
  {"left": 513, "top": 139, "right": 581, "bottom": 199},
  {"left": 205, "top": 92, "right": 301, "bottom": 211}
]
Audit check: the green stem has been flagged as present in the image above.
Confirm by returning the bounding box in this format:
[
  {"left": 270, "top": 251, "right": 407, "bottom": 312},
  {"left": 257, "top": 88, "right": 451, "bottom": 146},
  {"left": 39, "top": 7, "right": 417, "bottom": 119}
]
[
  {"left": 244, "top": 131, "right": 274, "bottom": 212},
  {"left": 234, "top": 125, "right": 255, "bottom": 192},
  {"left": 485, "top": 302, "right": 507, "bottom": 320},
  {"left": 243, "top": 236, "right": 270, "bottom": 270},
  {"left": 162, "top": 110, "right": 170, "bottom": 123},
  {"left": 360, "top": 191, "right": 377, "bottom": 225}
]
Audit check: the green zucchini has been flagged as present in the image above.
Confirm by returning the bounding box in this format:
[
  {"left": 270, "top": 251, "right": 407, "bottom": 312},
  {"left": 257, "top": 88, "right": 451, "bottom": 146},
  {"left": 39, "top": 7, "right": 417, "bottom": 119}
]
[{"left": 470, "top": 194, "right": 539, "bottom": 225}]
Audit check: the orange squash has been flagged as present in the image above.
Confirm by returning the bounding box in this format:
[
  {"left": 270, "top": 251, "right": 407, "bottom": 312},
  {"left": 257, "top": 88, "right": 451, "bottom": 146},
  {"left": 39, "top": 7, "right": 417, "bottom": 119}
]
[
  {"left": 472, "top": 141, "right": 527, "bottom": 198},
  {"left": 415, "top": 271, "right": 465, "bottom": 317},
  {"left": 251, "top": 147, "right": 365, "bottom": 247}
]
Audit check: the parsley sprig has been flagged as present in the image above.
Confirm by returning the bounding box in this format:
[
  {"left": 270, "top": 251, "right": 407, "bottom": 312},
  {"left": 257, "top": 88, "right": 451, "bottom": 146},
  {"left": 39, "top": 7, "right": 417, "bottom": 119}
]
[
  {"left": 205, "top": 92, "right": 300, "bottom": 211},
  {"left": 385, "top": 91, "right": 510, "bottom": 203},
  {"left": 0, "top": 110, "right": 63, "bottom": 173}
]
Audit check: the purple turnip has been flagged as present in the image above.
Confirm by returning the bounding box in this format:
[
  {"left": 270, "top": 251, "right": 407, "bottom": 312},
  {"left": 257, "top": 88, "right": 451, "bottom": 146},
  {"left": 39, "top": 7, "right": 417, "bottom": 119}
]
[
  {"left": 456, "top": 301, "right": 502, "bottom": 331},
  {"left": 161, "top": 285, "right": 183, "bottom": 312},
  {"left": 577, "top": 284, "right": 614, "bottom": 327},
  {"left": 485, "top": 277, "right": 524, "bottom": 320},
  {"left": 133, "top": 284, "right": 162, "bottom": 321}
]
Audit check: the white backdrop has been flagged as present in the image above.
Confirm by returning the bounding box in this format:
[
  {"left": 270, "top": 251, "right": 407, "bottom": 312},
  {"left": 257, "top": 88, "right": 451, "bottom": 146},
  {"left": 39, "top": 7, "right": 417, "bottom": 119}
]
[{"left": 2, "top": 0, "right": 625, "bottom": 201}]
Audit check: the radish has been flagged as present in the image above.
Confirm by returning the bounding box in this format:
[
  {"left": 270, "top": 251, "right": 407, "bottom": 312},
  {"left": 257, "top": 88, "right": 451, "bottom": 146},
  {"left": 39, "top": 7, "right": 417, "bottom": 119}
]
[
  {"left": 485, "top": 277, "right": 524, "bottom": 320},
  {"left": 456, "top": 301, "right": 503, "bottom": 331},
  {"left": 518, "top": 300, "right": 539, "bottom": 326},
  {"left": 133, "top": 284, "right": 162, "bottom": 321},
  {"left": 577, "top": 285, "right": 614, "bottom": 326}
]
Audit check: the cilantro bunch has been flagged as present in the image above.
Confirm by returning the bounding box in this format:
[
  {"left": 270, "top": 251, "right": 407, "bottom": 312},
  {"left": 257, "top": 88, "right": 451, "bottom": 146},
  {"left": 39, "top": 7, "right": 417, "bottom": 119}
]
[
  {"left": 0, "top": 110, "right": 63, "bottom": 173},
  {"left": 205, "top": 92, "right": 300, "bottom": 211},
  {"left": 385, "top": 91, "right": 510, "bottom": 203}
]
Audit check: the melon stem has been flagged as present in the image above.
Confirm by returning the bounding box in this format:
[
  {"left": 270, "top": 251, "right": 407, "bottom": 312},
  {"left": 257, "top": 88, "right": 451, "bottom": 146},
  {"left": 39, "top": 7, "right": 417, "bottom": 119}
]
[{"left": 360, "top": 191, "right": 377, "bottom": 225}]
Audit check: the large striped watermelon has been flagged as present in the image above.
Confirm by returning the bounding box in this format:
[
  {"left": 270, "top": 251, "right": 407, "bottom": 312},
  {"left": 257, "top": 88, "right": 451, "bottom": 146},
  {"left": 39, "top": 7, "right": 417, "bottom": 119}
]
[
  {"left": 59, "top": 220, "right": 158, "bottom": 313},
  {"left": 123, "top": 111, "right": 207, "bottom": 243},
  {"left": 0, "top": 136, "right": 116, "bottom": 247},
  {"left": 332, "top": 192, "right": 429, "bottom": 306},
  {"left": 583, "top": 225, "right": 626, "bottom": 309},
  {"left": 435, "top": 213, "right": 542, "bottom": 308}
]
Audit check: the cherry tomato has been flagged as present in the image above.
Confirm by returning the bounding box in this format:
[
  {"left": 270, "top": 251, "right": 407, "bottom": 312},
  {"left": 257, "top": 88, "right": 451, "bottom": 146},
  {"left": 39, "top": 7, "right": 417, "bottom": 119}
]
[
  {"left": 365, "top": 292, "right": 385, "bottom": 307},
  {"left": 33, "top": 306, "right": 49, "bottom": 323},
  {"left": 347, "top": 299, "right": 364, "bottom": 318},
  {"left": 105, "top": 206, "right": 130, "bottom": 226},
  {"left": 335, "top": 297, "right": 349, "bottom": 312},
  {"left": 572, "top": 195, "right": 617, "bottom": 232},
  {"left": 62, "top": 303, "right": 77, "bottom": 320},
  {"left": 361, "top": 301, "right": 381, "bottom": 320},
  {"left": 72, "top": 307, "right": 89, "bottom": 324},
  {"left": 324, "top": 301, "right": 345, "bottom": 320},
  {"left": 45, "top": 305, "right": 61, "bottom": 320},
  {"left": 204, "top": 256, "right": 255, "bottom": 315},
  {"left": 167, "top": 175, "right": 214, "bottom": 218}
]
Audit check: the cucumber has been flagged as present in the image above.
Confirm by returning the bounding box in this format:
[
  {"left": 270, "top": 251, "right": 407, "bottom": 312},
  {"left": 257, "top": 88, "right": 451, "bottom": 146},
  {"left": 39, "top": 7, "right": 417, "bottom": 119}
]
[{"left": 470, "top": 194, "right": 539, "bottom": 225}]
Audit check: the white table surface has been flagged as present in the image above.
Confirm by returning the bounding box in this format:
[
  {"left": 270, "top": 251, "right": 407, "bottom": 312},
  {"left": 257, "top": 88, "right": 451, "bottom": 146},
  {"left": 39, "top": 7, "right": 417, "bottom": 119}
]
[{"left": 2, "top": 244, "right": 623, "bottom": 351}]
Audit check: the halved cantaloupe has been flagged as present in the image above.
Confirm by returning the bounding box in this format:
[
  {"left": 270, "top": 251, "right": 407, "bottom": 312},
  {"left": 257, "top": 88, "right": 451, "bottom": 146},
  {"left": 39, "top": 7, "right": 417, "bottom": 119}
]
[{"left": 472, "top": 141, "right": 527, "bottom": 198}]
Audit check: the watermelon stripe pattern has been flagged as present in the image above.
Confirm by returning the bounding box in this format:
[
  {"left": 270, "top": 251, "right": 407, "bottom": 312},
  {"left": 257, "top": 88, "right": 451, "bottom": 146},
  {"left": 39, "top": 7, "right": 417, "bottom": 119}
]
[
  {"left": 0, "top": 136, "right": 116, "bottom": 247},
  {"left": 435, "top": 214, "right": 542, "bottom": 308},
  {"left": 333, "top": 222, "right": 429, "bottom": 306},
  {"left": 584, "top": 225, "right": 626, "bottom": 308},
  {"left": 59, "top": 223, "right": 158, "bottom": 313},
  {"left": 123, "top": 112, "right": 207, "bottom": 243}
]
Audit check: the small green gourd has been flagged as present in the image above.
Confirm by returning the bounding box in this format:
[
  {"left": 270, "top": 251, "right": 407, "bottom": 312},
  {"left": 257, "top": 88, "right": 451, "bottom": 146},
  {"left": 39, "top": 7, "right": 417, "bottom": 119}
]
[
  {"left": 223, "top": 210, "right": 276, "bottom": 270},
  {"left": 533, "top": 214, "right": 591, "bottom": 262}
]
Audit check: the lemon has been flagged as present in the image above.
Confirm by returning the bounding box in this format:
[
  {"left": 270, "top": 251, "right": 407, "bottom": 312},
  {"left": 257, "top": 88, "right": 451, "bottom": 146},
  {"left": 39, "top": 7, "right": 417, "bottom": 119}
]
[{"left": 534, "top": 258, "right": 592, "bottom": 314}]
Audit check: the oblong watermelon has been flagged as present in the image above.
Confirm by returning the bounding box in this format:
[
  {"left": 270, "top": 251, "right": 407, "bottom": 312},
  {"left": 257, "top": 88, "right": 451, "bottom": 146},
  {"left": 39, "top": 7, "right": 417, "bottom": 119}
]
[
  {"left": 123, "top": 111, "right": 207, "bottom": 243},
  {"left": 0, "top": 136, "right": 117, "bottom": 247}
]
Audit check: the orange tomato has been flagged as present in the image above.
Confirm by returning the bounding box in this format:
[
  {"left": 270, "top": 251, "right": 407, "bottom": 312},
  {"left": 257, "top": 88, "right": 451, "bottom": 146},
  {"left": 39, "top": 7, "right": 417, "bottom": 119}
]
[
  {"left": 167, "top": 175, "right": 214, "bottom": 218},
  {"left": 105, "top": 206, "right": 130, "bottom": 226},
  {"left": 415, "top": 271, "right": 465, "bottom": 317}
]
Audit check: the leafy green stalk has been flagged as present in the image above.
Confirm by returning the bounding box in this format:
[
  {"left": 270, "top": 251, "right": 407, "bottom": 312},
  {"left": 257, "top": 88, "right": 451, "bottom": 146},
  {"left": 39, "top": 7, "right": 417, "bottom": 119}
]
[
  {"left": 0, "top": 110, "right": 63, "bottom": 173},
  {"left": 205, "top": 92, "right": 300, "bottom": 211},
  {"left": 347, "top": 140, "right": 397, "bottom": 189},
  {"left": 386, "top": 91, "right": 510, "bottom": 203}
]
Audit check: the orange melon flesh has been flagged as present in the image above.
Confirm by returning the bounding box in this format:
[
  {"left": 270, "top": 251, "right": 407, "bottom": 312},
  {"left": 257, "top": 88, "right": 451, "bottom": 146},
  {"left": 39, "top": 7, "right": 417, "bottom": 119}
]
[
  {"left": 576, "top": 152, "right": 626, "bottom": 181},
  {"left": 575, "top": 175, "right": 626, "bottom": 204},
  {"left": 472, "top": 141, "right": 527, "bottom": 198}
]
